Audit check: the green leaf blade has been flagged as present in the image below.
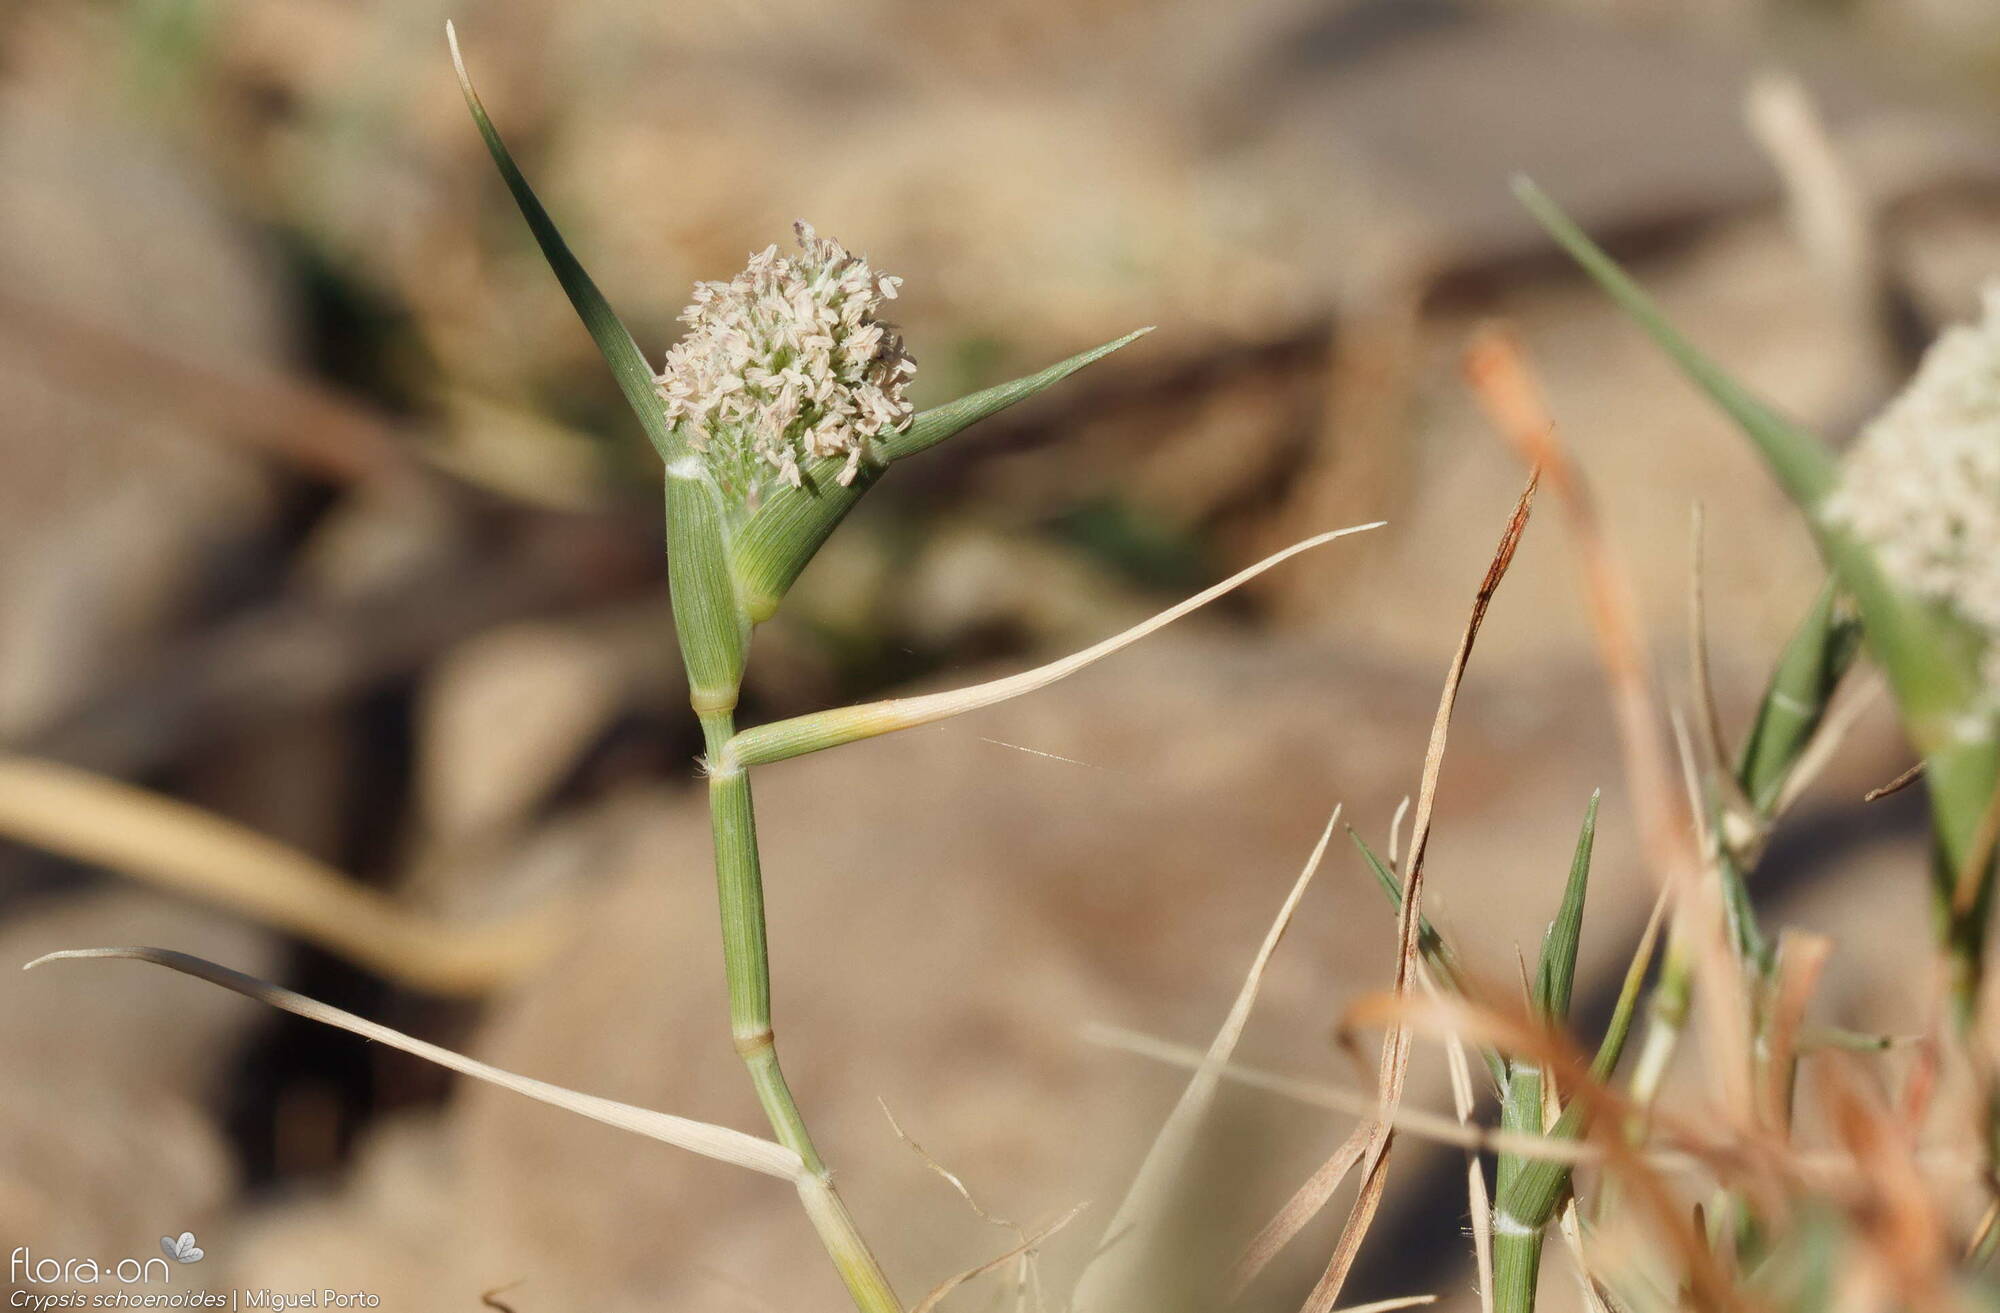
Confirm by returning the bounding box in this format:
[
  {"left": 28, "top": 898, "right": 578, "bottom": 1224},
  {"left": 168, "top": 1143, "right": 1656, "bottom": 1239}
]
[
  {"left": 448, "top": 23, "right": 683, "bottom": 465},
  {"left": 1513, "top": 176, "right": 1992, "bottom": 875},
  {"left": 1490, "top": 892, "right": 1663, "bottom": 1232},
  {"left": 665, "top": 476, "right": 749, "bottom": 703},
  {"left": 1735, "top": 580, "right": 1860, "bottom": 816},
  {"left": 879, "top": 327, "right": 1152, "bottom": 463},
  {"left": 1511, "top": 176, "right": 1835, "bottom": 510},
  {"left": 1352, "top": 830, "right": 1462, "bottom": 993},
  {"left": 728, "top": 328, "right": 1156, "bottom": 621},
  {"left": 1535, "top": 791, "right": 1598, "bottom": 1024},
  {"left": 1351, "top": 829, "right": 1507, "bottom": 1090},
  {"left": 730, "top": 463, "right": 881, "bottom": 624}
]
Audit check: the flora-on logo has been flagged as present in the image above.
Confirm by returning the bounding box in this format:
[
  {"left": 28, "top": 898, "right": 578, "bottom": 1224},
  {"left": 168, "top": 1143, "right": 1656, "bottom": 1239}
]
[
  {"left": 10, "top": 1244, "right": 171, "bottom": 1286},
  {"left": 161, "top": 1232, "right": 205, "bottom": 1264}
]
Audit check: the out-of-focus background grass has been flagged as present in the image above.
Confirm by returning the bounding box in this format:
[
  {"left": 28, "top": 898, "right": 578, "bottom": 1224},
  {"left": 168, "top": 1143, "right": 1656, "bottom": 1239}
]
[{"left": 5, "top": 0, "right": 2000, "bottom": 1308}]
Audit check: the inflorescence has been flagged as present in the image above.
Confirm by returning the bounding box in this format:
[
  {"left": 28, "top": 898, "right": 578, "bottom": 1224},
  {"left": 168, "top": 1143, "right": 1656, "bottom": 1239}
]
[
  {"left": 656, "top": 222, "right": 916, "bottom": 502},
  {"left": 1824, "top": 284, "right": 2000, "bottom": 710}
]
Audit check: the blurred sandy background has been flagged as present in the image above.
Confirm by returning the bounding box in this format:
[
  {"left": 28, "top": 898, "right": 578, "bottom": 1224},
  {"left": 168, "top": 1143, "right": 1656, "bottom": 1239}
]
[{"left": 5, "top": 0, "right": 2000, "bottom": 1309}]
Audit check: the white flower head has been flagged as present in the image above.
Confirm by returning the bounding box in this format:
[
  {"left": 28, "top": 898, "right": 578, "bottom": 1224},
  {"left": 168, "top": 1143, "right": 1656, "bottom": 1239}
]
[
  {"left": 656, "top": 222, "right": 915, "bottom": 502},
  {"left": 1823, "top": 283, "right": 2000, "bottom": 708}
]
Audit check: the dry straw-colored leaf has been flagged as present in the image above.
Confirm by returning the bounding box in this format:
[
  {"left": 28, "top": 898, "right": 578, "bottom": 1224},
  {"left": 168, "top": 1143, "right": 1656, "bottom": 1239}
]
[
  {"left": 1743, "top": 70, "right": 1889, "bottom": 383},
  {"left": 1293, "top": 471, "right": 1539, "bottom": 1313},
  {"left": 1556, "top": 1198, "right": 1617, "bottom": 1313},
  {"left": 1072, "top": 806, "right": 1342, "bottom": 1312},
  {"left": 1774, "top": 675, "right": 1883, "bottom": 818},
  {"left": 1090, "top": 1026, "right": 1611, "bottom": 1170},
  {"left": 1816, "top": 1057, "right": 1956, "bottom": 1307},
  {"left": 725, "top": 526, "right": 1384, "bottom": 768},
  {"left": 1863, "top": 760, "right": 1925, "bottom": 805},
  {"left": 882, "top": 1101, "right": 1070, "bottom": 1313},
  {"left": 0, "top": 755, "right": 568, "bottom": 994},
  {"left": 24, "top": 947, "right": 802, "bottom": 1180},
  {"left": 1329, "top": 1297, "right": 1439, "bottom": 1313},
  {"left": 1340, "top": 988, "right": 1743, "bottom": 1313},
  {"left": 1465, "top": 327, "right": 1755, "bottom": 1123},
  {"left": 1761, "top": 931, "right": 1832, "bottom": 1136},
  {"left": 1431, "top": 968, "right": 1495, "bottom": 1313},
  {"left": 1231, "top": 1123, "right": 1371, "bottom": 1298},
  {"left": 1686, "top": 509, "right": 1753, "bottom": 831},
  {"left": 912, "top": 1205, "right": 1088, "bottom": 1313}
]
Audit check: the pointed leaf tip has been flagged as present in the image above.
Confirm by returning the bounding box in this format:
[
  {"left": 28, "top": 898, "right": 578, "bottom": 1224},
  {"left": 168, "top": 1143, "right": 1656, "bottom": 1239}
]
[
  {"left": 1736, "top": 579, "right": 1858, "bottom": 816},
  {"left": 880, "top": 326, "right": 1155, "bottom": 464},
  {"left": 729, "top": 325, "right": 1161, "bottom": 614},
  {"left": 726, "top": 521, "right": 1380, "bottom": 767},
  {"left": 1351, "top": 830, "right": 1506, "bottom": 1089},
  {"left": 1535, "top": 791, "right": 1598, "bottom": 1024},
  {"left": 1512, "top": 178, "right": 1835, "bottom": 513},
  {"left": 29, "top": 946, "right": 805, "bottom": 1179},
  {"left": 450, "top": 26, "right": 682, "bottom": 465}
]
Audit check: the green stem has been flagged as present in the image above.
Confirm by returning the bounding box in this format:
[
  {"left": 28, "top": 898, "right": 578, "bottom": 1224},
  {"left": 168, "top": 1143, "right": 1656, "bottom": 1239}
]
[
  {"left": 667, "top": 469, "right": 898, "bottom": 1312},
  {"left": 701, "top": 710, "right": 903, "bottom": 1312},
  {"left": 1492, "top": 1063, "right": 1548, "bottom": 1313},
  {"left": 1492, "top": 1220, "right": 1545, "bottom": 1313}
]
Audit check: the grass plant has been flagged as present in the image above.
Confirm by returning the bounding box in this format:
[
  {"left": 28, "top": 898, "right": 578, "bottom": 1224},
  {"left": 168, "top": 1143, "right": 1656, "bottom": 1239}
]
[{"left": 19, "top": 31, "right": 2000, "bottom": 1313}]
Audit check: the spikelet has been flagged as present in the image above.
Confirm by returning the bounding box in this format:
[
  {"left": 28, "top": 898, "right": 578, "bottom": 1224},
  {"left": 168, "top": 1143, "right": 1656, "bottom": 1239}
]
[{"left": 656, "top": 222, "right": 915, "bottom": 502}]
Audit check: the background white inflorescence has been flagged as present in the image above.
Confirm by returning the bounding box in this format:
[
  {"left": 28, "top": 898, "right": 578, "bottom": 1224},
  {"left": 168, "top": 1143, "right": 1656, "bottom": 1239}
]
[
  {"left": 1823, "top": 284, "right": 2000, "bottom": 702},
  {"left": 655, "top": 222, "right": 916, "bottom": 500}
]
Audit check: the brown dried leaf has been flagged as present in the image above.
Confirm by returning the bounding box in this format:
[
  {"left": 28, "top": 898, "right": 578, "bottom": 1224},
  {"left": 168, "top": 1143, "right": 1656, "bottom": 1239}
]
[{"left": 1297, "top": 471, "right": 1539, "bottom": 1313}]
